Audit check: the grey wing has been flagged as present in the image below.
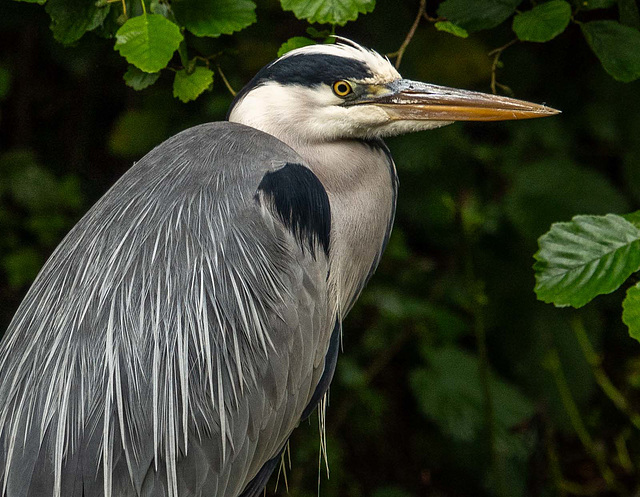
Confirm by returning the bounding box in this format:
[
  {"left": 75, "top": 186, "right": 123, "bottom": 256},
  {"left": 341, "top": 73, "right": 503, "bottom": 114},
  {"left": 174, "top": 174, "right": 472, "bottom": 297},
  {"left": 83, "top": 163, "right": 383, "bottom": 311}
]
[{"left": 0, "top": 122, "right": 336, "bottom": 497}]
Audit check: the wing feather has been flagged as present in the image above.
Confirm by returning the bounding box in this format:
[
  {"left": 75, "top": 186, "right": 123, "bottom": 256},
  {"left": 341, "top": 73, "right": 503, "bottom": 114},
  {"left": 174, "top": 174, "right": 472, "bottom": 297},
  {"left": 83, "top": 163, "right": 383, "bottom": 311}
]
[{"left": 0, "top": 122, "right": 335, "bottom": 497}]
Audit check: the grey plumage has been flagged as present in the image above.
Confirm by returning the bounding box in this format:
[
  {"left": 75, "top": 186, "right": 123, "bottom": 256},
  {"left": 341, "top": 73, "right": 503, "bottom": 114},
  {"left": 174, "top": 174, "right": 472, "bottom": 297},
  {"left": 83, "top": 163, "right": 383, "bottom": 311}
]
[
  {"left": 0, "top": 38, "right": 558, "bottom": 497},
  {"left": 0, "top": 123, "right": 336, "bottom": 496}
]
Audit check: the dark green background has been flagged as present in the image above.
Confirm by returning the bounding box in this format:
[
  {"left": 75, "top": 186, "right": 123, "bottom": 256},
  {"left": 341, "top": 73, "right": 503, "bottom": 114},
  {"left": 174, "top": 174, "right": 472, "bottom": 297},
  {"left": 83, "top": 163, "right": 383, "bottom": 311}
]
[{"left": 1, "top": 0, "right": 640, "bottom": 495}]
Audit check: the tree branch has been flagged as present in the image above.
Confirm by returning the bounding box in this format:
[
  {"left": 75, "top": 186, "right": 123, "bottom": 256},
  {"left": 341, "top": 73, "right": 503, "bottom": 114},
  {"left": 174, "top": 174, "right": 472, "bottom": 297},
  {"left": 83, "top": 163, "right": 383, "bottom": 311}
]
[
  {"left": 389, "top": 0, "right": 426, "bottom": 69},
  {"left": 488, "top": 39, "right": 517, "bottom": 94},
  {"left": 217, "top": 64, "right": 237, "bottom": 97}
]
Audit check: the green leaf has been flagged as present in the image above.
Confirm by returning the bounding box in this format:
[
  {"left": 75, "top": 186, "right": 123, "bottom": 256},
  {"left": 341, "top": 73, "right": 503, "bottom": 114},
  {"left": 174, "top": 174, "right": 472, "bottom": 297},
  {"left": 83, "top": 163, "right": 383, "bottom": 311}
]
[
  {"left": 512, "top": 0, "right": 571, "bottom": 42},
  {"left": 115, "top": 14, "right": 183, "bottom": 73},
  {"left": 622, "top": 282, "right": 640, "bottom": 343},
  {"left": 277, "top": 37, "right": 316, "bottom": 57},
  {"left": 46, "top": 0, "right": 110, "bottom": 44},
  {"left": 534, "top": 214, "right": 640, "bottom": 308},
  {"left": 173, "top": 0, "right": 256, "bottom": 37},
  {"left": 281, "top": 0, "right": 375, "bottom": 25},
  {"left": 306, "top": 26, "right": 332, "bottom": 38},
  {"left": 123, "top": 65, "right": 161, "bottom": 90},
  {"left": 411, "top": 347, "right": 534, "bottom": 442},
  {"left": 173, "top": 67, "right": 214, "bottom": 103},
  {"left": 437, "top": 0, "right": 523, "bottom": 32},
  {"left": 13, "top": 0, "right": 46, "bottom": 4},
  {"left": 580, "top": 20, "right": 640, "bottom": 82},
  {"left": 434, "top": 21, "right": 469, "bottom": 38}
]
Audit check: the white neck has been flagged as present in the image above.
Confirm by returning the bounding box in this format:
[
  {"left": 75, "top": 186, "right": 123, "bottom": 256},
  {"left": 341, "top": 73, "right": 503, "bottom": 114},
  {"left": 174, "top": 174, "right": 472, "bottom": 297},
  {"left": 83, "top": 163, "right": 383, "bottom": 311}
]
[{"left": 230, "top": 103, "right": 397, "bottom": 316}]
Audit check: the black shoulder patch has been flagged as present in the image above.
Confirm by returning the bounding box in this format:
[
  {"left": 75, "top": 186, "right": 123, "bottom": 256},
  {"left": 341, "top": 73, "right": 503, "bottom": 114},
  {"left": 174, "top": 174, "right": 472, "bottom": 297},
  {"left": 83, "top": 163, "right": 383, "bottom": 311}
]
[{"left": 256, "top": 163, "right": 331, "bottom": 258}]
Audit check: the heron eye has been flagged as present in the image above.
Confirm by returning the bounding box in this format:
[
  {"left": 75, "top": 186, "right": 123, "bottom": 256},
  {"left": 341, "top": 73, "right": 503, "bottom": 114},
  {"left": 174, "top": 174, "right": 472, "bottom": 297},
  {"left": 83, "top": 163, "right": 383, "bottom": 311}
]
[{"left": 332, "top": 80, "right": 353, "bottom": 97}]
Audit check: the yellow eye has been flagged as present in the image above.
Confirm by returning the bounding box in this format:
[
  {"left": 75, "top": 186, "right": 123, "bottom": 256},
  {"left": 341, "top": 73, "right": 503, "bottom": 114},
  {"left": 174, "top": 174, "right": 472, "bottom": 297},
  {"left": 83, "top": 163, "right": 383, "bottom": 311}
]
[{"left": 332, "top": 80, "right": 353, "bottom": 97}]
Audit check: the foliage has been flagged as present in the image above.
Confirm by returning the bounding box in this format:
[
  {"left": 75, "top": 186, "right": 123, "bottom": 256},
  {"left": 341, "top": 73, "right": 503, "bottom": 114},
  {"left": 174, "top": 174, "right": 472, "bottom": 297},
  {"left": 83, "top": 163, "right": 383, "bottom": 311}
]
[
  {"left": 511, "top": 0, "right": 571, "bottom": 43},
  {"left": 123, "top": 65, "right": 160, "bottom": 90},
  {"left": 534, "top": 210, "right": 640, "bottom": 344},
  {"left": 277, "top": 36, "right": 317, "bottom": 56},
  {"left": 437, "top": 0, "right": 523, "bottom": 32},
  {"left": 280, "top": 0, "right": 375, "bottom": 25},
  {"left": 580, "top": 20, "right": 640, "bottom": 82},
  {"left": 11, "top": 0, "right": 639, "bottom": 104},
  {"left": 2, "top": 0, "right": 640, "bottom": 496},
  {"left": 534, "top": 214, "right": 640, "bottom": 308},
  {"left": 434, "top": 20, "right": 469, "bottom": 38},
  {"left": 436, "top": 0, "right": 640, "bottom": 83},
  {"left": 172, "top": 0, "right": 257, "bottom": 37},
  {"left": 411, "top": 346, "right": 534, "bottom": 441},
  {"left": 45, "top": 0, "right": 110, "bottom": 44},
  {"left": 623, "top": 283, "right": 640, "bottom": 342},
  {"left": 114, "top": 13, "right": 183, "bottom": 73},
  {"left": 172, "top": 66, "right": 214, "bottom": 103}
]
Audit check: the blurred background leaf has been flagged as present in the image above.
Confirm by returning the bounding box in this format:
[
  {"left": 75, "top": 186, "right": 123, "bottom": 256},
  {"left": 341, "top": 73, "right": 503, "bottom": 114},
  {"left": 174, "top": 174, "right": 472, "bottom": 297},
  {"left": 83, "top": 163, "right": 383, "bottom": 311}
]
[
  {"left": 580, "top": 20, "right": 640, "bottom": 82},
  {"left": 411, "top": 346, "right": 534, "bottom": 441},
  {"left": 437, "top": 0, "right": 523, "bottom": 32}
]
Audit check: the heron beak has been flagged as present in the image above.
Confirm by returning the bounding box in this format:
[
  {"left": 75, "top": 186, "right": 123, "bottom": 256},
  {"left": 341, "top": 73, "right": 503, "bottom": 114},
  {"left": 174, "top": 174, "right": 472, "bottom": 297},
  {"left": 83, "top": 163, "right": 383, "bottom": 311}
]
[{"left": 367, "top": 79, "right": 560, "bottom": 121}]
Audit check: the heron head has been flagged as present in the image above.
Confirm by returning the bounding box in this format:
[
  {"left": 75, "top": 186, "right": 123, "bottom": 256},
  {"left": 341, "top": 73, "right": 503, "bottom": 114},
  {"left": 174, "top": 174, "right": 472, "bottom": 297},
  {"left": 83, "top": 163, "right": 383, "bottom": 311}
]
[{"left": 227, "top": 38, "right": 559, "bottom": 144}]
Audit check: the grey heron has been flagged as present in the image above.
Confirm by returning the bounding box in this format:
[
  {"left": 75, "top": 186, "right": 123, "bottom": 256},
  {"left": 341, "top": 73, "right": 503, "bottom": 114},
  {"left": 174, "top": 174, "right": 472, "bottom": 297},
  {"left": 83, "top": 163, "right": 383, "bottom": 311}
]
[{"left": 0, "top": 39, "right": 558, "bottom": 497}]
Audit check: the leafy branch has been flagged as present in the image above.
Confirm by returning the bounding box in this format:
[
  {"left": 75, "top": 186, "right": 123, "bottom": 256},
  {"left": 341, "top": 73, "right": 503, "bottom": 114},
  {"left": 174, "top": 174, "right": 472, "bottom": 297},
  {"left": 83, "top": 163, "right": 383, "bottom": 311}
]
[
  {"left": 534, "top": 213, "right": 640, "bottom": 488},
  {"left": 12, "top": 0, "right": 640, "bottom": 103},
  {"left": 428, "top": 0, "right": 639, "bottom": 91},
  {"left": 534, "top": 213, "right": 640, "bottom": 331}
]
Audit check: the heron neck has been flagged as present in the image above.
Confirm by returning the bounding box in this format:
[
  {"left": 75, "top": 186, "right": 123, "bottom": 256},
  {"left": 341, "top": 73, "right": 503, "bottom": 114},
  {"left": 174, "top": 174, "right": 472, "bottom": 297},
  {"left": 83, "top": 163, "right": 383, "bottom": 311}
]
[{"left": 277, "top": 136, "right": 397, "bottom": 318}]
